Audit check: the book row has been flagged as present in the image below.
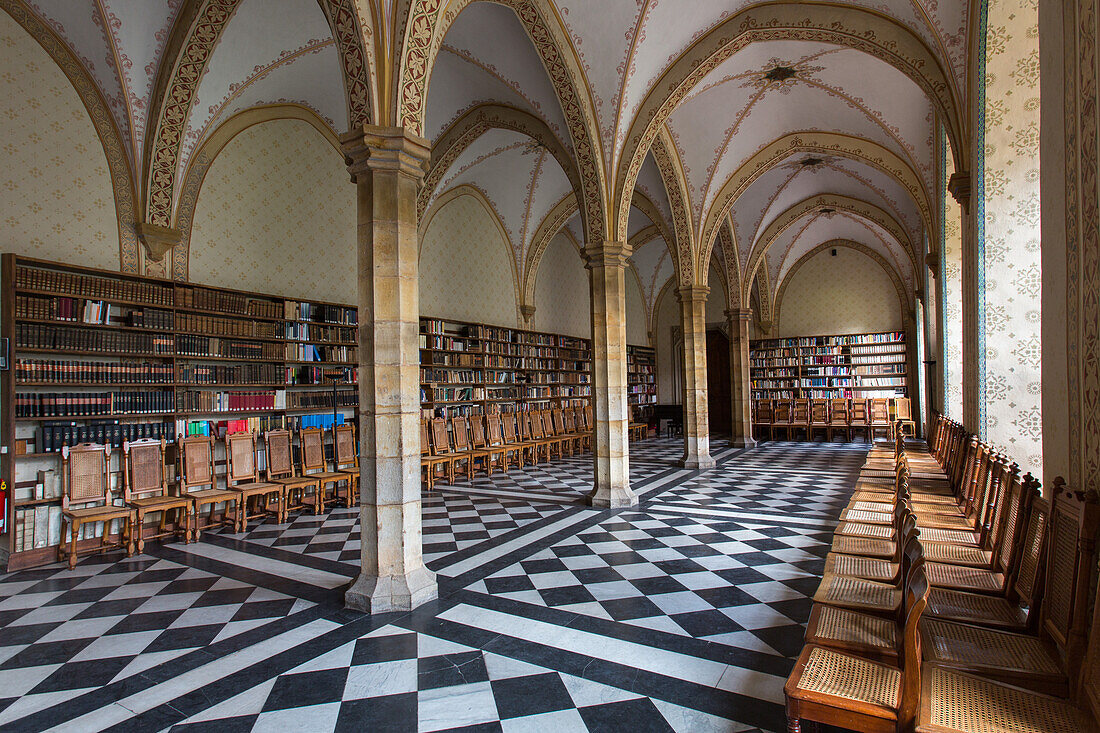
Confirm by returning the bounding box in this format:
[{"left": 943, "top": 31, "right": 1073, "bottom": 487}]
[
  {"left": 285, "top": 301, "right": 357, "bottom": 325},
  {"left": 178, "top": 362, "right": 282, "bottom": 385},
  {"left": 16, "top": 266, "right": 172, "bottom": 305},
  {"left": 176, "top": 390, "right": 287, "bottom": 413},
  {"left": 36, "top": 420, "right": 176, "bottom": 453},
  {"left": 176, "top": 312, "right": 278, "bottom": 339},
  {"left": 283, "top": 322, "right": 356, "bottom": 343},
  {"left": 14, "top": 391, "right": 174, "bottom": 418},
  {"left": 177, "top": 286, "right": 282, "bottom": 319},
  {"left": 284, "top": 343, "right": 357, "bottom": 363},
  {"left": 17, "top": 324, "right": 174, "bottom": 354},
  {"left": 16, "top": 359, "right": 174, "bottom": 384},
  {"left": 285, "top": 365, "right": 358, "bottom": 385},
  {"left": 177, "top": 334, "right": 282, "bottom": 360}
]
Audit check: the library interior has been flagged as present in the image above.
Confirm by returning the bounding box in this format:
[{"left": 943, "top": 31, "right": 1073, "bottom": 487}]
[{"left": 0, "top": 1, "right": 1096, "bottom": 731}]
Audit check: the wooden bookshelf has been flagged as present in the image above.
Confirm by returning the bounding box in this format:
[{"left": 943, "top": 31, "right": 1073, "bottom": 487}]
[
  {"left": 627, "top": 345, "right": 656, "bottom": 406},
  {"left": 418, "top": 318, "right": 592, "bottom": 418},
  {"left": 749, "top": 330, "right": 908, "bottom": 402}
]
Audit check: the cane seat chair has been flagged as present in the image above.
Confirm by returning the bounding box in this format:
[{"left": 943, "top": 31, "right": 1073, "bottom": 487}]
[
  {"left": 824, "top": 513, "right": 917, "bottom": 584},
  {"left": 332, "top": 424, "right": 360, "bottom": 508},
  {"left": 449, "top": 416, "right": 478, "bottom": 481},
  {"left": 849, "top": 399, "right": 872, "bottom": 443},
  {"left": 224, "top": 431, "right": 283, "bottom": 532},
  {"left": 769, "top": 399, "right": 791, "bottom": 441},
  {"left": 422, "top": 417, "right": 456, "bottom": 488},
  {"left": 468, "top": 415, "right": 505, "bottom": 477},
  {"left": 754, "top": 399, "right": 773, "bottom": 441},
  {"left": 299, "top": 427, "right": 350, "bottom": 510},
  {"left": 893, "top": 397, "right": 916, "bottom": 437},
  {"left": 524, "top": 410, "right": 553, "bottom": 464},
  {"left": 501, "top": 411, "right": 536, "bottom": 467},
  {"left": 560, "top": 409, "right": 584, "bottom": 456},
  {"left": 484, "top": 413, "right": 517, "bottom": 472},
  {"left": 538, "top": 409, "right": 568, "bottom": 460},
  {"left": 58, "top": 443, "right": 136, "bottom": 569},
  {"left": 123, "top": 438, "right": 190, "bottom": 552},
  {"left": 814, "top": 532, "right": 922, "bottom": 616},
  {"left": 178, "top": 434, "right": 240, "bottom": 541},
  {"left": 567, "top": 407, "right": 590, "bottom": 452},
  {"left": 265, "top": 429, "right": 322, "bottom": 516},
  {"left": 786, "top": 564, "right": 930, "bottom": 733},
  {"left": 809, "top": 399, "right": 830, "bottom": 441},
  {"left": 827, "top": 399, "right": 851, "bottom": 442},
  {"left": 787, "top": 399, "right": 809, "bottom": 441},
  {"left": 869, "top": 398, "right": 894, "bottom": 441}
]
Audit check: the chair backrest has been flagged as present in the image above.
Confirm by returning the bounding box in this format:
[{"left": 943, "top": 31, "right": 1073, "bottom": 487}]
[
  {"left": 810, "top": 399, "right": 828, "bottom": 423},
  {"left": 849, "top": 399, "right": 868, "bottom": 424},
  {"left": 792, "top": 398, "right": 809, "bottom": 422},
  {"left": 994, "top": 463, "right": 1030, "bottom": 575},
  {"left": 486, "top": 413, "right": 504, "bottom": 446},
  {"left": 552, "top": 409, "right": 567, "bottom": 436},
  {"left": 469, "top": 415, "right": 488, "bottom": 448},
  {"left": 265, "top": 429, "right": 296, "bottom": 479},
  {"left": 894, "top": 397, "right": 912, "bottom": 420},
  {"left": 299, "top": 427, "right": 328, "bottom": 470},
  {"left": 829, "top": 398, "right": 848, "bottom": 422},
  {"left": 869, "top": 398, "right": 891, "bottom": 425},
  {"left": 563, "top": 409, "right": 576, "bottom": 433},
  {"left": 542, "top": 410, "right": 558, "bottom": 437},
  {"left": 898, "top": 562, "right": 931, "bottom": 729},
  {"left": 452, "top": 416, "right": 471, "bottom": 451},
  {"left": 420, "top": 418, "right": 431, "bottom": 456},
  {"left": 772, "top": 399, "right": 791, "bottom": 423},
  {"left": 529, "top": 411, "right": 545, "bottom": 439},
  {"left": 755, "top": 399, "right": 773, "bottom": 422},
  {"left": 225, "top": 431, "right": 260, "bottom": 485},
  {"left": 502, "top": 412, "right": 519, "bottom": 442},
  {"left": 1041, "top": 478, "right": 1100, "bottom": 685},
  {"left": 430, "top": 418, "right": 451, "bottom": 456},
  {"left": 1010, "top": 487, "right": 1049, "bottom": 611},
  {"left": 333, "top": 424, "right": 358, "bottom": 470},
  {"left": 179, "top": 434, "right": 216, "bottom": 492},
  {"left": 123, "top": 438, "right": 168, "bottom": 502},
  {"left": 62, "top": 443, "right": 112, "bottom": 509}
]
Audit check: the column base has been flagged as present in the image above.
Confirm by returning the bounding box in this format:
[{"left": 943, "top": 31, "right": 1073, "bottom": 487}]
[
  {"left": 344, "top": 565, "right": 438, "bottom": 614},
  {"left": 678, "top": 455, "right": 716, "bottom": 470},
  {"left": 728, "top": 437, "right": 758, "bottom": 449},
  {"left": 588, "top": 484, "right": 638, "bottom": 509}
]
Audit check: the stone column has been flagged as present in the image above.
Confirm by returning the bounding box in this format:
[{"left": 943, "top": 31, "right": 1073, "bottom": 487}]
[
  {"left": 342, "top": 125, "right": 437, "bottom": 613},
  {"left": 949, "top": 172, "right": 980, "bottom": 430},
  {"left": 584, "top": 241, "right": 637, "bottom": 508},
  {"left": 676, "top": 286, "right": 715, "bottom": 469},
  {"left": 726, "top": 308, "right": 757, "bottom": 448}
]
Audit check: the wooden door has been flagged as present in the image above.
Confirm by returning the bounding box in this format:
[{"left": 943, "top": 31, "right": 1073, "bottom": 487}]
[{"left": 706, "top": 329, "right": 731, "bottom": 435}]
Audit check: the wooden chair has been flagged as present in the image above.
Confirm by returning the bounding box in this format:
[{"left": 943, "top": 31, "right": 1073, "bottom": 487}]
[
  {"left": 486, "top": 413, "right": 521, "bottom": 471},
  {"left": 790, "top": 399, "right": 810, "bottom": 441},
  {"left": 772, "top": 399, "right": 793, "bottom": 441},
  {"left": 539, "top": 409, "right": 569, "bottom": 459},
  {"left": 893, "top": 397, "right": 916, "bottom": 437},
  {"left": 265, "top": 429, "right": 322, "bottom": 517},
  {"left": 550, "top": 409, "right": 577, "bottom": 457},
  {"left": 827, "top": 398, "right": 851, "bottom": 442},
  {"left": 501, "top": 411, "right": 536, "bottom": 466},
  {"left": 178, "top": 434, "right": 240, "bottom": 541},
  {"left": 560, "top": 409, "right": 584, "bottom": 456},
  {"left": 785, "top": 562, "right": 929, "bottom": 733},
  {"left": 423, "top": 417, "right": 456, "bottom": 488},
  {"left": 58, "top": 443, "right": 136, "bottom": 569},
  {"left": 123, "top": 438, "right": 190, "bottom": 553},
  {"left": 809, "top": 399, "right": 830, "bottom": 441},
  {"left": 849, "top": 399, "right": 872, "bottom": 442},
  {"left": 224, "top": 431, "right": 283, "bottom": 532},
  {"left": 468, "top": 414, "right": 505, "bottom": 477},
  {"left": 299, "top": 427, "right": 350, "bottom": 511},
  {"left": 754, "top": 399, "right": 773, "bottom": 441},
  {"left": 332, "top": 424, "right": 359, "bottom": 508},
  {"left": 450, "top": 416, "right": 478, "bottom": 481},
  {"left": 523, "top": 410, "right": 552, "bottom": 464},
  {"left": 870, "top": 398, "right": 894, "bottom": 441},
  {"left": 573, "top": 406, "right": 593, "bottom": 451}
]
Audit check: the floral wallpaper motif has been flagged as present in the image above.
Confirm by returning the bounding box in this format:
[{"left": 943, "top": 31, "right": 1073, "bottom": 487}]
[
  {"left": 0, "top": 12, "right": 119, "bottom": 270},
  {"left": 188, "top": 119, "right": 356, "bottom": 303},
  {"left": 777, "top": 249, "right": 903, "bottom": 337},
  {"left": 419, "top": 193, "right": 519, "bottom": 327},
  {"left": 626, "top": 273, "right": 648, "bottom": 346},
  {"left": 533, "top": 232, "right": 589, "bottom": 338},
  {"left": 942, "top": 132, "right": 964, "bottom": 421},
  {"left": 981, "top": 0, "right": 1042, "bottom": 474}
]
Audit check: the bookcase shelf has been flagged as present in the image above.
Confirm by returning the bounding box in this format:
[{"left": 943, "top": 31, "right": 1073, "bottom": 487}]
[
  {"left": 627, "top": 345, "right": 657, "bottom": 406},
  {"left": 749, "top": 330, "right": 909, "bottom": 402}
]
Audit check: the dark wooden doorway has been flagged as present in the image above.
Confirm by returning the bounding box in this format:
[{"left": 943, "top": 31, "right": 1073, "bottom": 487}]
[{"left": 706, "top": 329, "right": 731, "bottom": 435}]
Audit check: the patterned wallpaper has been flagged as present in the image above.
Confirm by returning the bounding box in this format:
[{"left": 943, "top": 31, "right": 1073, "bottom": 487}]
[
  {"left": 981, "top": 0, "right": 1042, "bottom": 474},
  {"left": 626, "top": 273, "right": 648, "bottom": 346},
  {"left": 0, "top": 12, "right": 119, "bottom": 270},
  {"left": 533, "top": 232, "right": 589, "bottom": 338},
  {"left": 778, "top": 249, "right": 903, "bottom": 337},
  {"left": 419, "top": 193, "right": 519, "bottom": 327},
  {"left": 188, "top": 119, "right": 356, "bottom": 303},
  {"left": 942, "top": 131, "right": 964, "bottom": 421}
]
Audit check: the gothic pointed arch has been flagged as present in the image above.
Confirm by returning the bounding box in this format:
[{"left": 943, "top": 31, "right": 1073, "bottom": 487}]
[
  {"left": 397, "top": 0, "right": 608, "bottom": 242},
  {"left": 613, "top": 1, "right": 967, "bottom": 243},
  {"left": 419, "top": 103, "right": 579, "bottom": 220},
  {"left": 699, "top": 132, "right": 932, "bottom": 273},
  {"left": 316, "top": 0, "right": 374, "bottom": 129},
  {"left": 743, "top": 194, "right": 918, "bottom": 302},
  {"left": 716, "top": 215, "right": 741, "bottom": 309},
  {"left": 650, "top": 127, "right": 695, "bottom": 288},
  {"left": 1, "top": 0, "right": 140, "bottom": 272}
]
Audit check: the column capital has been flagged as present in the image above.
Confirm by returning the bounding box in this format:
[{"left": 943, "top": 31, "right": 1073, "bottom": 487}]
[
  {"left": 582, "top": 240, "right": 631, "bottom": 269},
  {"left": 341, "top": 124, "right": 430, "bottom": 184},
  {"left": 724, "top": 308, "right": 754, "bottom": 323},
  {"left": 519, "top": 304, "right": 536, "bottom": 324},
  {"left": 947, "top": 171, "right": 971, "bottom": 212},
  {"left": 676, "top": 284, "right": 710, "bottom": 304},
  {"left": 135, "top": 221, "right": 181, "bottom": 263}
]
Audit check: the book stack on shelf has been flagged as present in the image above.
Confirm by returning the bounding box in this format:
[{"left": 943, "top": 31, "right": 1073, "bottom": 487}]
[
  {"left": 418, "top": 318, "right": 593, "bottom": 419},
  {"left": 749, "top": 330, "right": 908, "bottom": 401},
  {"left": 627, "top": 345, "right": 657, "bottom": 405}
]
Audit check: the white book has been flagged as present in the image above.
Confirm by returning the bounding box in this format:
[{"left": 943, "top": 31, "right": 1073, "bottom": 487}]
[
  {"left": 47, "top": 506, "right": 62, "bottom": 547},
  {"left": 33, "top": 506, "right": 49, "bottom": 548}
]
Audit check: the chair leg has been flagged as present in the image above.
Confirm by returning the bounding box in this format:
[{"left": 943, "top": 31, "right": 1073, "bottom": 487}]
[
  {"left": 69, "top": 520, "right": 80, "bottom": 570},
  {"left": 136, "top": 510, "right": 146, "bottom": 554}
]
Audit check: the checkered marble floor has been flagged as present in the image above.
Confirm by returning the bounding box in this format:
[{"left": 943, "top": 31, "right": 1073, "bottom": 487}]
[{"left": 0, "top": 438, "right": 864, "bottom": 732}]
